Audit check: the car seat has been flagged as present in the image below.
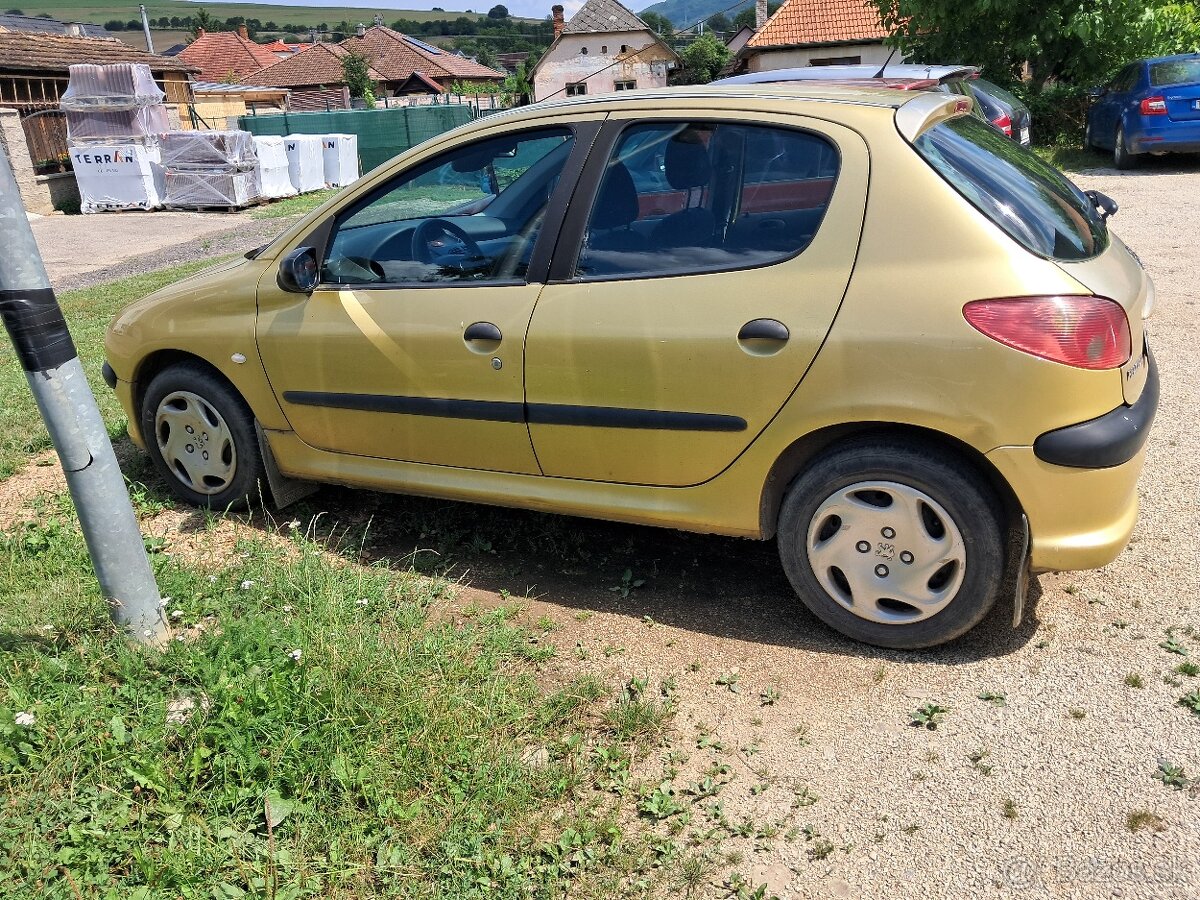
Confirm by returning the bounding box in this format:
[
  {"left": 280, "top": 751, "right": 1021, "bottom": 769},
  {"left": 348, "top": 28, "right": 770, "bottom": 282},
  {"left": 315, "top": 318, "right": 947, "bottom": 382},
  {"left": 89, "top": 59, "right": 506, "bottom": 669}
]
[{"left": 651, "top": 133, "right": 715, "bottom": 249}]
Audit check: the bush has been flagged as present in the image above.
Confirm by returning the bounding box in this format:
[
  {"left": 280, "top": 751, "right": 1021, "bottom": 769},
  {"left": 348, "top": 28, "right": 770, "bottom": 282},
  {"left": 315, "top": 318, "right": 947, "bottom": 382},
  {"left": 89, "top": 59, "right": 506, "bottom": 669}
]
[{"left": 1011, "top": 82, "right": 1091, "bottom": 148}]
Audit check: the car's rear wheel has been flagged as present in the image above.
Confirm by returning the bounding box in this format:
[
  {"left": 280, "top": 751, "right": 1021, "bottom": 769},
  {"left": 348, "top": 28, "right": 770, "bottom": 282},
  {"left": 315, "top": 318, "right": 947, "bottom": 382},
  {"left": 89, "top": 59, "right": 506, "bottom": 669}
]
[
  {"left": 141, "top": 362, "right": 264, "bottom": 509},
  {"left": 777, "top": 440, "right": 1005, "bottom": 649},
  {"left": 1114, "top": 123, "right": 1138, "bottom": 170}
]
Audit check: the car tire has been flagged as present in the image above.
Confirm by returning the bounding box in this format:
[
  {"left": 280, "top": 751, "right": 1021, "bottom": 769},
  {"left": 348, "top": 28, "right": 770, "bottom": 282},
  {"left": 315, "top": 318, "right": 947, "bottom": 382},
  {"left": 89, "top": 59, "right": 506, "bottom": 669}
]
[
  {"left": 1083, "top": 117, "right": 1096, "bottom": 151},
  {"left": 1114, "top": 123, "right": 1138, "bottom": 170},
  {"left": 140, "top": 362, "right": 265, "bottom": 510},
  {"left": 776, "top": 439, "right": 1006, "bottom": 650}
]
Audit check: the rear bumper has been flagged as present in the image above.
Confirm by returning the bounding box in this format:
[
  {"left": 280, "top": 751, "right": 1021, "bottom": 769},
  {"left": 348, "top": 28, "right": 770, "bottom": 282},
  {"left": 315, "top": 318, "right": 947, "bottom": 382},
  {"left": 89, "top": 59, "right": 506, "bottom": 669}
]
[
  {"left": 1129, "top": 120, "right": 1200, "bottom": 153},
  {"left": 988, "top": 348, "right": 1157, "bottom": 572}
]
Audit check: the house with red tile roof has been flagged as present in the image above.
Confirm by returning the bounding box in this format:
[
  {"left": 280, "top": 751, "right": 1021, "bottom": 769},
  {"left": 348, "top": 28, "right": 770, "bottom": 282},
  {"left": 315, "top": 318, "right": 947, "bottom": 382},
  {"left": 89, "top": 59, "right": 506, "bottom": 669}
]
[
  {"left": 243, "top": 41, "right": 391, "bottom": 109},
  {"left": 736, "top": 0, "right": 894, "bottom": 73},
  {"left": 260, "top": 39, "right": 297, "bottom": 60},
  {"left": 339, "top": 25, "right": 505, "bottom": 89},
  {"left": 178, "top": 26, "right": 281, "bottom": 83}
]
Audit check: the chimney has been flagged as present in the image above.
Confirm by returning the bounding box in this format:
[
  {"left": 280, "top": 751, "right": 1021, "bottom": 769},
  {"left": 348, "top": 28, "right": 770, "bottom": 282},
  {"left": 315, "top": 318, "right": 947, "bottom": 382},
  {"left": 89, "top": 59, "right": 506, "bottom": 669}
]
[
  {"left": 373, "top": 14, "right": 384, "bottom": 26},
  {"left": 356, "top": 23, "right": 366, "bottom": 37},
  {"left": 196, "top": 27, "right": 205, "bottom": 37},
  {"left": 552, "top": 5, "right": 565, "bottom": 39},
  {"left": 755, "top": 0, "right": 767, "bottom": 29},
  {"left": 237, "top": 24, "right": 248, "bottom": 39}
]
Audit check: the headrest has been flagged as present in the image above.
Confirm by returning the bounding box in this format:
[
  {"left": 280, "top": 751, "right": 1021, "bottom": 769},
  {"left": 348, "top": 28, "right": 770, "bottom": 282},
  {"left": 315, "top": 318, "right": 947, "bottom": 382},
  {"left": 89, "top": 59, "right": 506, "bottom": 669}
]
[
  {"left": 590, "top": 161, "right": 639, "bottom": 230},
  {"left": 665, "top": 132, "right": 712, "bottom": 190}
]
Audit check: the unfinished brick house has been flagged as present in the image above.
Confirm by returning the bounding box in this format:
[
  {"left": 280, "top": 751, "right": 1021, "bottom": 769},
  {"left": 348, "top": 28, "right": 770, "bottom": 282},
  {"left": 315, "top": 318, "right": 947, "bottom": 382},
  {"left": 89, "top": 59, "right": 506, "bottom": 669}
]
[{"left": 531, "top": 0, "right": 678, "bottom": 102}]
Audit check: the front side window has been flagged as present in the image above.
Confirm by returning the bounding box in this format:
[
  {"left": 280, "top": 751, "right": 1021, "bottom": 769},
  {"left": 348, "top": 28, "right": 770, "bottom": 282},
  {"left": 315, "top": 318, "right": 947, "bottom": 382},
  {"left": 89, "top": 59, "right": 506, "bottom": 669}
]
[
  {"left": 913, "top": 115, "right": 1107, "bottom": 260},
  {"left": 322, "top": 128, "right": 573, "bottom": 285},
  {"left": 575, "top": 121, "right": 839, "bottom": 280}
]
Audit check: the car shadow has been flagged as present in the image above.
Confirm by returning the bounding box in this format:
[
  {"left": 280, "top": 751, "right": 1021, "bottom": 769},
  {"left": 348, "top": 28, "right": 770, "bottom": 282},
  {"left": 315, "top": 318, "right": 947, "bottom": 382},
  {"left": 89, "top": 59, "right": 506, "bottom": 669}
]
[
  {"left": 1074, "top": 150, "right": 1200, "bottom": 176},
  {"left": 137, "top": 458, "right": 1044, "bottom": 666}
]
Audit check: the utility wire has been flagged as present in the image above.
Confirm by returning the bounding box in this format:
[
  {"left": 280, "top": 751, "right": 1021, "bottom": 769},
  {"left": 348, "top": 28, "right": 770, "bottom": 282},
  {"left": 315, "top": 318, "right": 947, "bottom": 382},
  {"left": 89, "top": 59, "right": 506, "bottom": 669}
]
[{"left": 537, "top": 0, "right": 762, "bottom": 102}]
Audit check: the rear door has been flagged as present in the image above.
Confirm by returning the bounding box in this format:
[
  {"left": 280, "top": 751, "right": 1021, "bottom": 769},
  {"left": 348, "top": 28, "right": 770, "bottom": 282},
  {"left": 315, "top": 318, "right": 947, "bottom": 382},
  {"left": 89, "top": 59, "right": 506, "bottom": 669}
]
[{"left": 523, "top": 112, "right": 868, "bottom": 487}]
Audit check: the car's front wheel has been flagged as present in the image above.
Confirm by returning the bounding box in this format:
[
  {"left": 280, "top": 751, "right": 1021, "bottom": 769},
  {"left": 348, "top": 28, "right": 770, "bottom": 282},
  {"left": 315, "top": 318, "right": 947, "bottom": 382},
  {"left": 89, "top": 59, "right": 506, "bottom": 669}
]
[
  {"left": 140, "top": 362, "right": 264, "bottom": 509},
  {"left": 777, "top": 440, "right": 1005, "bottom": 649},
  {"left": 1114, "top": 123, "right": 1138, "bottom": 170}
]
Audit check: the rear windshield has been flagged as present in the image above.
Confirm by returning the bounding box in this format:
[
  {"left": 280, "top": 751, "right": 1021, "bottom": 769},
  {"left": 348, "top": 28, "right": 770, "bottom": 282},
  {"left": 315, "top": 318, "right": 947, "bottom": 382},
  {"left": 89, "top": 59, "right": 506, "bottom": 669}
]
[
  {"left": 913, "top": 116, "right": 1106, "bottom": 260},
  {"left": 1150, "top": 58, "right": 1200, "bottom": 87}
]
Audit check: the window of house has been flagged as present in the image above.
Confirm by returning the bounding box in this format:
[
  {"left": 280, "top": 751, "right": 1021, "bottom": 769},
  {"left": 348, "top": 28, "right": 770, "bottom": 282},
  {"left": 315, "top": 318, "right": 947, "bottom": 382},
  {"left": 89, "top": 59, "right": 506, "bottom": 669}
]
[
  {"left": 581, "top": 46, "right": 588, "bottom": 55},
  {"left": 566, "top": 82, "right": 588, "bottom": 96},
  {"left": 575, "top": 121, "right": 839, "bottom": 280},
  {"left": 601, "top": 45, "right": 608, "bottom": 53},
  {"left": 614, "top": 80, "right": 636, "bottom": 91},
  {"left": 321, "top": 128, "right": 574, "bottom": 285},
  {"left": 620, "top": 44, "right": 628, "bottom": 53}
]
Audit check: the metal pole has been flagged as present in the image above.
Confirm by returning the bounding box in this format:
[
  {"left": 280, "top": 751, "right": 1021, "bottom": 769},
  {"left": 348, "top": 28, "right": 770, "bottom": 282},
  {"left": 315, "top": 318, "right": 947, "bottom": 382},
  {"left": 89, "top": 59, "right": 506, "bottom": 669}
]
[
  {"left": 0, "top": 149, "right": 167, "bottom": 646},
  {"left": 139, "top": 5, "right": 155, "bottom": 54}
]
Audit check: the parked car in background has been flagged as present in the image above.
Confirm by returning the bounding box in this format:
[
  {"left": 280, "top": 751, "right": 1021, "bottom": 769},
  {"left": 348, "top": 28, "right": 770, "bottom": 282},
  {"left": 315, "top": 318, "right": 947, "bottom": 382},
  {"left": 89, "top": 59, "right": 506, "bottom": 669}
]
[
  {"left": 970, "top": 78, "right": 1032, "bottom": 145},
  {"left": 1086, "top": 53, "right": 1200, "bottom": 168},
  {"left": 719, "top": 65, "right": 1031, "bottom": 143},
  {"left": 105, "top": 83, "right": 1156, "bottom": 650}
]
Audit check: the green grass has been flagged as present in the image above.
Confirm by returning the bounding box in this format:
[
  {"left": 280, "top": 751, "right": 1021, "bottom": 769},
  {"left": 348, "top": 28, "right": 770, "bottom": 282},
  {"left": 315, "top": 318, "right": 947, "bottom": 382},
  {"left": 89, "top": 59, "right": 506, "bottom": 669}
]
[
  {"left": 1033, "top": 144, "right": 1107, "bottom": 173},
  {"left": 0, "top": 258, "right": 231, "bottom": 479},
  {"left": 0, "top": 501, "right": 668, "bottom": 897},
  {"left": 251, "top": 189, "right": 339, "bottom": 220},
  {"left": 12, "top": 1, "right": 492, "bottom": 27}
]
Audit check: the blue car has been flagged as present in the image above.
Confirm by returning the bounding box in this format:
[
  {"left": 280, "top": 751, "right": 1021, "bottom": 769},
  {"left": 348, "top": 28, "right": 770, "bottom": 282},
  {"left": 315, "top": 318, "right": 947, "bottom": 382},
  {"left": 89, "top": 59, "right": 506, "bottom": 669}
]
[{"left": 1086, "top": 53, "right": 1200, "bottom": 169}]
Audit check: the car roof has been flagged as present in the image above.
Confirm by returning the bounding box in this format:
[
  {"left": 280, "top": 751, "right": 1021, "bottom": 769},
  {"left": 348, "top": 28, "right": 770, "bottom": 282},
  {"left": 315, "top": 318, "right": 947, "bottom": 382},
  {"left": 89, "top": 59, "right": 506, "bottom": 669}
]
[
  {"left": 1142, "top": 51, "right": 1200, "bottom": 65},
  {"left": 717, "top": 64, "right": 978, "bottom": 86},
  {"left": 519, "top": 82, "right": 916, "bottom": 115}
]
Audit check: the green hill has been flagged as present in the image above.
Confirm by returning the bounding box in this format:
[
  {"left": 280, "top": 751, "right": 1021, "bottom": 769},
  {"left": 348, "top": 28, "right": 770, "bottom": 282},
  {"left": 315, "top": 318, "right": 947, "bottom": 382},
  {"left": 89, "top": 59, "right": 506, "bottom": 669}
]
[
  {"left": 639, "top": 0, "right": 756, "bottom": 29},
  {"left": 6, "top": 2, "right": 497, "bottom": 28}
]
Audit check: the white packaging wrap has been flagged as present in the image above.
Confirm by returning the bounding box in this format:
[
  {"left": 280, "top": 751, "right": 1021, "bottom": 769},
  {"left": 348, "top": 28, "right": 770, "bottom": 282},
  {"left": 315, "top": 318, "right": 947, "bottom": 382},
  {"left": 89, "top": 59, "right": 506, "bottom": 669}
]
[
  {"left": 164, "top": 169, "right": 263, "bottom": 208},
  {"left": 283, "top": 134, "right": 325, "bottom": 193},
  {"left": 321, "top": 133, "right": 359, "bottom": 187},
  {"left": 161, "top": 130, "right": 258, "bottom": 171},
  {"left": 71, "top": 142, "right": 162, "bottom": 213},
  {"left": 66, "top": 106, "right": 169, "bottom": 143},
  {"left": 60, "top": 63, "right": 165, "bottom": 111},
  {"left": 253, "top": 136, "right": 297, "bottom": 199}
]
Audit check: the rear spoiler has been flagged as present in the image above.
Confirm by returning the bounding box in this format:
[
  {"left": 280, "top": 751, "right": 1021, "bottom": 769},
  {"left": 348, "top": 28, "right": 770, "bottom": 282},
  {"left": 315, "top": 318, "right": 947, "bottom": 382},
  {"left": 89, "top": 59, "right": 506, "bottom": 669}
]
[{"left": 895, "top": 92, "right": 974, "bottom": 142}]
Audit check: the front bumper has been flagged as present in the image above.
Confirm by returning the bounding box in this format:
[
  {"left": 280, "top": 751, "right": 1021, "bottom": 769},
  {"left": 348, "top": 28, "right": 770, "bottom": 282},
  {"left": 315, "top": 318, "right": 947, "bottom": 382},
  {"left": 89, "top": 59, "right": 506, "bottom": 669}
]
[{"left": 988, "top": 348, "right": 1158, "bottom": 572}]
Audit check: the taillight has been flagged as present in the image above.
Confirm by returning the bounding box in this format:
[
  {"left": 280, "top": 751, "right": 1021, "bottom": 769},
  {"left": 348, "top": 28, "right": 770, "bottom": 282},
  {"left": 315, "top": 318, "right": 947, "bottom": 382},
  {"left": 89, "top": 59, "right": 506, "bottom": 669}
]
[
  {"left": 1140, "top": 96, "right": 1167, "bottom": 116},
  {"left": 993, "top": 113, "right": 1012, "bottom": 136},
  {"left": 963, "top": 296, "right": 1131, "bottom": 370}
]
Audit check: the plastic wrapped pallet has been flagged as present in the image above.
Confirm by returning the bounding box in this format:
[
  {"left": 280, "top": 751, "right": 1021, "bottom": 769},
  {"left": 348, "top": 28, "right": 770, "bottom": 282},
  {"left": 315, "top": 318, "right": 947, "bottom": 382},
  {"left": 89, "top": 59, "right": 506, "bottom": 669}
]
[
  {"left": 66, "top": 106, "right": 169, "bottom": 144},
  {"left": 60, "top": 63, "right": 165, "bottom": 110},
  {"left": 161, "top": 130, "right": 258, "bottom": 172},
  {"left": 164, "top": 169, "right": 262, "bottom": 209},
  {"left": 70, "top": 143, "right": 162, "bottom": 213},
  {"left": 253, "top": 136, "right": 297, "bottom": 199},
  {"left": 321, "top": 133, "right": 359, "bottom": 187},
  {"left": 283, "top": 134, "right": 325, "bottom": 193}
]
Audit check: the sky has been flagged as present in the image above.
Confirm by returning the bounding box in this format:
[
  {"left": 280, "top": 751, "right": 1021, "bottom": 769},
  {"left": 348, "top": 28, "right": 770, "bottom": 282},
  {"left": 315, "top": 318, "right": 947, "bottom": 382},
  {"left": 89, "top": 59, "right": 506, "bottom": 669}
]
[{"left": 192, "top": 0, "right": 589, "bottom": 20}]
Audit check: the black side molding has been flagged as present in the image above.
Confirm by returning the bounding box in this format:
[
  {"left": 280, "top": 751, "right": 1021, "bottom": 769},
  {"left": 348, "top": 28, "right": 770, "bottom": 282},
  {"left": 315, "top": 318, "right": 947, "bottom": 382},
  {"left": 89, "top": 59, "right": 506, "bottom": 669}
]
[
  {"left": 528, "top": 404, "right": 746, "bottom": 432},
  {"left": 1034, "top": 345, "right": 1158, "bottom": 469},
  {"left": 283, "top": 391, "right": 525, "bottom": 423}
]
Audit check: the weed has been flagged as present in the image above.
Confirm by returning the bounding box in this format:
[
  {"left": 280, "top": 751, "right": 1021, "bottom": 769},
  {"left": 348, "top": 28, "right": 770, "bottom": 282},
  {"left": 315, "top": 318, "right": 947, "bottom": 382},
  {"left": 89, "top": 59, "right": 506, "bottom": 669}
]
[
  {"left": 610, "top": 568, "right": 646, "bottom": 599},
  {"left": 872, "top": 664, "right": 887, "bottom": 684},
  {"left": 792, "top": 786, "right": 819, "bottom": 808},
  {"left": 1002, "top": 799, "right": 1019, "bottom": 820},
  {"left": 715, "top": 670, "right": 741, "bottom": 693},
  {"left": 759, "top": 685, "right": 781, "bottom": 706},
  {"left": 1068, "top": 707, "right": 1087, "bottom": 720},
  {"left": 977, "top": 690, "right": 1007, "bottom": 707},
  {"left": 909, "top": 702, "right": 948, "bottom": 729},
  {"left": 1155, "top": 760, "right": 1192, "bottom": 790},
  {"left": 603, "top": 644, "right": 626, "bottom": 658},
  {"left": 968, "top": 747, "right": 993, "bottom": 776},
  {"left": 537, "top": 614, "right": 557, "bottom": 632},
  {"left": 638, "top": 781, "right": 685, "bottom": 820},
  {"left": 1178, "top": 689, "right": 1200, "bottom": 716},
  {"left": 573, "top": 610, "right": 594, "bottom": 622},
  {"left": 1125, "top": 809, "right": 1166, "bottom": 833},
  {"left": 1160, "top": 638, "right": 1189, "bottom": 656},
  {"left": 1176, "top": 661, "right": 1200, "bottom": 677},
  {"left": 802, "top": 826, "right": 835, "bottom": 861},
  {"left": 1124, "top": 672, "right": 1145, "bottom": 688},
  {"left": 793, "top": 724, "right": 811, "bottom": 746},
  {"left": 687, "top": 660, "right": 703, "bottom": 673}
]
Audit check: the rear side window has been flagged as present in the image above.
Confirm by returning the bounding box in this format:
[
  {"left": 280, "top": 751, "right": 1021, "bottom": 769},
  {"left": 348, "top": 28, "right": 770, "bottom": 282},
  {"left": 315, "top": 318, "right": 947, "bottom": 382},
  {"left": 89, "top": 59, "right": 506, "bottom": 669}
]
[
  {"left": 913, "top": 116, "right": 1107, "bottom": 260},
  {"left": 1150, "top": 58, "right": 1200, "bottom": 87},
  {"left": 575, "top": 121, "right": 839, "bottom": 280}
]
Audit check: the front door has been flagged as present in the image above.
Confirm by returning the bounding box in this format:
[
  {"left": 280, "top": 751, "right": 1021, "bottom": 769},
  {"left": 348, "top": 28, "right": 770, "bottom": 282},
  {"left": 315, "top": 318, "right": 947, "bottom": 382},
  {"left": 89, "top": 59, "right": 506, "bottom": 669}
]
[
  {"left": 256, "top": 124, "right": 587, "bottom": 473},
  {"left": 524, "top": 114, "right": 868, "bottom": 486}
]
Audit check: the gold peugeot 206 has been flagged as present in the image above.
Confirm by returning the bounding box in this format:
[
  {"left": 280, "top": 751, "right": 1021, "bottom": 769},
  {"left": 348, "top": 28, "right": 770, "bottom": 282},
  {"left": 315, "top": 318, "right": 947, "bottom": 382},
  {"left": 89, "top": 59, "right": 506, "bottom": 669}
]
[{"left": 104, "top": 84, "right": 1158, "bottom": 649}]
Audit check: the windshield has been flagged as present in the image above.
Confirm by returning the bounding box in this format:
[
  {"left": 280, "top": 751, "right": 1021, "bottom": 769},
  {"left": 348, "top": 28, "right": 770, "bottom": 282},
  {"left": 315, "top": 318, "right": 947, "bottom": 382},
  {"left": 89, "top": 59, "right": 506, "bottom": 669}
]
[{"left": 913, "top": 116, "right": 1107, "bottom": 260}]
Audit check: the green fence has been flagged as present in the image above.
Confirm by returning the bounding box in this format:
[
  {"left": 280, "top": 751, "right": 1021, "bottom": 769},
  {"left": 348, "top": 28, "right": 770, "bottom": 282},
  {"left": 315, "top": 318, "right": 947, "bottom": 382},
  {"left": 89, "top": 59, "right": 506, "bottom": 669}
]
[{"left": 238, "top": 105, "right": 476, "bottom": 175}]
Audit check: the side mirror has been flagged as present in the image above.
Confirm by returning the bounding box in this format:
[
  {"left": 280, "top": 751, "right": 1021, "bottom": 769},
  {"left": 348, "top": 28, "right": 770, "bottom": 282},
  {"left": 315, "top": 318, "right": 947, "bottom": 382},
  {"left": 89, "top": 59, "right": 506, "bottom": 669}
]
[
  {"left": 1087, "top": 86, "right": 1106, "bottom": 99},
  {"left": 278, "top": 246, "right": 319, "bottom": 294}
]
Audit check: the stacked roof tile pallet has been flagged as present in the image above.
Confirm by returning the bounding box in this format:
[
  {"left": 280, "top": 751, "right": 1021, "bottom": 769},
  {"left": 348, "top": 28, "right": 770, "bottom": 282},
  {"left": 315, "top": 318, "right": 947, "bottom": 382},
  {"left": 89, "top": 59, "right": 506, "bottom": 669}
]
[
  {"left": 62, "top": 63, "right": 168, "bottom": 213},
  {"left": 160, "top": 131, "right": 263, "bottom": 210}
]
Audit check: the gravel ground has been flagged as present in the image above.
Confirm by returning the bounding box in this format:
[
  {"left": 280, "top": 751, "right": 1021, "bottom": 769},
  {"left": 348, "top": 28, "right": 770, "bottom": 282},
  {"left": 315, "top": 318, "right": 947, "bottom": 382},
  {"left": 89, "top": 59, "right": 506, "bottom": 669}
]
[{"left": 15, "top": 156, "right": 1200, "bottom": 898}]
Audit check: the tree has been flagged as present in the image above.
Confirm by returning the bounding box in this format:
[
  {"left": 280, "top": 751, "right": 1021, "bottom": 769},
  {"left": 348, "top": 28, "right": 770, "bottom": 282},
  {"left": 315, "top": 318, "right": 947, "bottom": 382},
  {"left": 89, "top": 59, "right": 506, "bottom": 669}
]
[
  {"left": 475, "top": 43, "right": 500, "bottom": 69},
  {"left": 192, "top": 7, "right": 213, "bottom": 35},
  {"left": 104, "top": 19, "right": 125, "bottom": 31},
  {"left": 641, "top": 11, "right": 673, "bottom": 36},
  {"left": 4, "top": 8, "right": 23, "bottom": 14},
  {"left": 870, "top": 0, "right": 1170, "bottom": 89},
  {"left": 341, "top": 50, "right": 375, "bottom": 99},
  {"left": 488, "top": 4, "right": 509, "bottom": 18},
  {"left": 673, "top": 33, "right": 731, "bottom": 84},
  {"left": 707, "top": 13, "right": 731, "bottom": 34},
  {"left": 733, "top": 3, "right": 782, "bottom": 30}
]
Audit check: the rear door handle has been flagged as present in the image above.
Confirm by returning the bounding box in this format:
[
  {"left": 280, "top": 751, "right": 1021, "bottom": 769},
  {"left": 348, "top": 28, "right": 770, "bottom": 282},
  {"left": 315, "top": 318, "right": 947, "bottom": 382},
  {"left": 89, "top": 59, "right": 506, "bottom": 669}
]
[
  {"left": 464, "top": 321, "right": 502, "bottom": 342},
  {"left": 738, "top": 319, "right": 789, "bottom": 342}
]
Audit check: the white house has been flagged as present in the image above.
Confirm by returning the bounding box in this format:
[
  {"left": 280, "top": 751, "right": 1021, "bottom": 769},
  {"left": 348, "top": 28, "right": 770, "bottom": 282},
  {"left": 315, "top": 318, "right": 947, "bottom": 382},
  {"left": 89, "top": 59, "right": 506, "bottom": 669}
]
[{"left": 531, "top": 0, "right": 679, "bottom": 102}]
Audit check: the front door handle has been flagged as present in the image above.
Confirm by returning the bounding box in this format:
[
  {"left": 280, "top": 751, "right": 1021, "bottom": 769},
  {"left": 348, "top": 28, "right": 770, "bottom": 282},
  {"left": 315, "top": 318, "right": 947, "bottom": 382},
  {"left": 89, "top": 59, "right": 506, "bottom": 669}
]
[
  {"left": 738, "top": 318, "right": 789, "bottom": 342},
  {"left": 464, "top": 321, "right": 502, "bottom": 342}
]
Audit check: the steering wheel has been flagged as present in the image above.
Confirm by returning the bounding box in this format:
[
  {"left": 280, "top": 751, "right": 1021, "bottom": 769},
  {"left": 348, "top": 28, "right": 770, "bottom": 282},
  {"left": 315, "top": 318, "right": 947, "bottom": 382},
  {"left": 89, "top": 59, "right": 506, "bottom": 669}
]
[{"left": 411, "top": 217, "right": 486, "bottom": 265}]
